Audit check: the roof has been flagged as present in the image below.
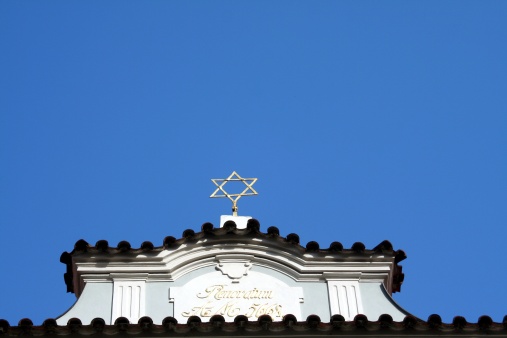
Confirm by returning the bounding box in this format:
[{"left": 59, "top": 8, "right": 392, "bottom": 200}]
[
  {"left": 59, "top": 219, "right": 407, "bottom": 294},
  {"left": 1, "top": 314, "right": 506, "bottom": 337},
  {"left": 3, "top": 218, "right": 505, "bottom": 333}
]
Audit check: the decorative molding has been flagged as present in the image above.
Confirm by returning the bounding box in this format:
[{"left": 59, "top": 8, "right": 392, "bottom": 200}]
[
  {"left": 327, "top": 281, "right": 363, "bottom": 321},
  {"left": 110, "top": 273, "right": 149, "bottom": 281},
  {"left": 111, "top": 278, "right": 146, "bottom": 325},
  {"left": 216, "top": 259, "right": 252, "bottom": 283},
  {"left": 72, "top": 239, "right": 396, "bottom": 295}
]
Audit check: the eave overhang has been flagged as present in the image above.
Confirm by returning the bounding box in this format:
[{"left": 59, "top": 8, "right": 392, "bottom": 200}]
[
  {"left": 1, "top": 314, "right": 506, "bottom": 338},
  {"left": 59, "top": 219, "right": 406, "bottom": 296}
]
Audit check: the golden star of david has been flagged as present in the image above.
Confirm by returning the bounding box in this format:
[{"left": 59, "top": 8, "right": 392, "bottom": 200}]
[{"left": 210, "top": 171, "right": 258, "bottom": 216}]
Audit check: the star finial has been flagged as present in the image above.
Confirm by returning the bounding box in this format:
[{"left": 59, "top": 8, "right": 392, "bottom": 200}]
[{"left": 210, "top": 171, "right": 258, "bottom": 216}]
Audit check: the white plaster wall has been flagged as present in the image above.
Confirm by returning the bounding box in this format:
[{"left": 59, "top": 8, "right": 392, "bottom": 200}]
[
  {"left": 56, "top": 282, "right": 113, "bottom": 325},
  {"left": 252, "top": 266, "right": 330, "bottom": 320},
  {"left": 358, "top": 283, "right": 410, "bottom": 321},
  {"left": 145, "top": 282, "right": 174, "bottom": 323},
  {"left": 58, "top": 258, "right": 411, "bottom": 325},
  {"left": 142, "top": 265, "right": 331, "bottom": 323}
]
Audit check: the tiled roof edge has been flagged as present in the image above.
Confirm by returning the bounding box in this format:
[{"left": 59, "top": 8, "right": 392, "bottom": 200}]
[
  {"left": 62, "top": 219, "right": 407, "bottom": 257},
  {"left": 1, "top": 315, "right": 506, "bottom": 336},
  {"left": 59, "top": 219, "right": 406, "bottom": 294}
]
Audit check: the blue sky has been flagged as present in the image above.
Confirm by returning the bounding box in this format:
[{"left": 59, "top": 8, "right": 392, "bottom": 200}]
[{"left": 1, "top": 1, "right": 506, "bottom": 325}]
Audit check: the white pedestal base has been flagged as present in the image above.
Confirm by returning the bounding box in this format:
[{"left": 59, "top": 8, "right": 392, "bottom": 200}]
[{"left": 220, "top": 215, "right": 252, "bottom": 229}]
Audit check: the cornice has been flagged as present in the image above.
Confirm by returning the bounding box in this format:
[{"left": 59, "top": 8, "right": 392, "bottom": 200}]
[{"left": 60, "top": 219, "right": 406, "bottom": 295}]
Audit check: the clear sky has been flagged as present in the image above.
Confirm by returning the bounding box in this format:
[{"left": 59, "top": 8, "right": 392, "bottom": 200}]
[{"left": 1, "top": 1, "right": 506, "bottom": 325}]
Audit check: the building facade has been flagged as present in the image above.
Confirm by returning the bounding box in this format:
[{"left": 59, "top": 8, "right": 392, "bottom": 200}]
[{"left": 0, "top": 216, "right": 505, "bottom": 337}]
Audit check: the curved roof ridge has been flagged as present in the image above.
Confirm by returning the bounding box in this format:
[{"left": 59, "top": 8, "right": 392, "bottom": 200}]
[
  {"left": 62, "top": 219, "right": 407, "bottom": 257},
  {"left": 60, "top": 218, "right": 406, "bottom": 294}
]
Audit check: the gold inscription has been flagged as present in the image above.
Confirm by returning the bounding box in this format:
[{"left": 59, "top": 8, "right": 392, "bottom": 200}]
[
  {"left": 182, "top": 301, "right": 282, "bottom": 318},
  {"left": 197, "top": 284, "right": 273, "bottom": 300},
  {"left": 181, "top": 285, "right": 281, "bottom": 318}
]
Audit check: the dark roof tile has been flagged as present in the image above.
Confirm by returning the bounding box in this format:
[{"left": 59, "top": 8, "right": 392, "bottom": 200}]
[
  {"left": 354, "top": 314, "right": 369, "bottom": 329},
  {"left": 246, "top": 218, "right": 260, "bottom": 232},
  {"left": 42, "top": 319, "right": 57, "bottom": 334},
  {"left": 478, "top": 316, "right": 493, "bottom": 330},
  {"left": 201, "top": 222, "right": 214, "bottom": 232},
  {"left": 182, "top": 229, "right": 195, "bottom": 239},
  {"left": 306, "top": 241, "right": 320, "bottom": 252},
  {"left": 60, "top": 219, "right": 407, "bottom": 294},
  {"left": 163, "top": 236, "right": 177, "bottom": 248},
  {"left": 67, "top": 318, "right": 82, "bottom": 332},
  {"left": 282, "top": 314, "right": 297, "bottom": 327},
  {"left": 267, "top": 226, "right": 280, "bottom": 236},
  {"left": 378, "top": 314, "right": 393, "bottom": 329},
  {"left": 373, "top": 240, "right": 393, "bottom": 253},
  {"left": 428, "top": 314, "right": 443, "bottom": 329},
  {"left": 91, "top": 318, "right": 105, "bottom": 333},
  {"left": 402, "top": 315, "right": 419, "bottom": 329},
  {"left": 162, "top": 316, "right": 178, "bottom": 330},
  {"left": 0, "top": 319, "right": 9, "bottom": 334},
  {"left": 306, "top": 315, "right": 321, "bottom": 328},
  {"left": 95, "top": 240, "right": 109, "bottom": 252},
  {"left": 114, "top": 317, "right": 129, "bottom": 331},
  {"left": 329, "top": 242, "right": 343, "bottom": 252},
  {"left": 140, "top": 241, "right": 154, "bottom": 251},
  {"left": 1, "top": 316, "right": 507, "bottom": 336},
  {"left": 453, "top": 316, "right": 467, "bottom": 330},
  {"left": 137, "top": 317, "right": 153, "bottom": 330},
  {"left": 286, "top": 233, "right": 300, "bottom": 244},
  {"left": 74, "top": 239, "right": 89, "bottom": 253},
  {"left": 117, "top": 241, "right": 131, "bottom": 252},
  {"left": 351, "top": 242, "right": 365, "bottom": 253},
  {"left": 222, "top": 221, "right": 236, "bottom": 232},
  {"left": 62, "top": 220, "right": 406, "bottom": 257}
]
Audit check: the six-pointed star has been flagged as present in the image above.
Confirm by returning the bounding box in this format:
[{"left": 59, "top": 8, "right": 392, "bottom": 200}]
[{"left": 210, "top": 171, "right": 258, "bottom": 210}]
